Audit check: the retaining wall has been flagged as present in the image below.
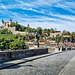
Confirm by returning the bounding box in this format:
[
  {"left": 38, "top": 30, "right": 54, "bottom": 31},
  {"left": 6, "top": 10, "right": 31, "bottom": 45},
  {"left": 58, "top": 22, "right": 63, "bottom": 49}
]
[{"left": 0, "top": 48, "right": 48, "bottom": 63}]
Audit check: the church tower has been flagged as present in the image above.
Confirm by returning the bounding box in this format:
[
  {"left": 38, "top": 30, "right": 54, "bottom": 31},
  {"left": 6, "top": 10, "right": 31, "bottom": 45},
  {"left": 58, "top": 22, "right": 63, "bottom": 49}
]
[{"left": 9, "top": 19, "right": 12, "bottom": 25}]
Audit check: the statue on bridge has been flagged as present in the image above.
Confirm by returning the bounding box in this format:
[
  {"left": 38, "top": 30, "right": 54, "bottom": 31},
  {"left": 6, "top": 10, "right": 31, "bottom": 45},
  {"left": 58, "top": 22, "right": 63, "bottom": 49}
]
[{"left": 34, "top": 32, "right": 39, "bottom": 48}]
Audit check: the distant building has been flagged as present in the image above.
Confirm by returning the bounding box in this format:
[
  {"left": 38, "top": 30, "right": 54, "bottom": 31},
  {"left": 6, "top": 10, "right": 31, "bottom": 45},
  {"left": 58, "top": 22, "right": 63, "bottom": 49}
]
[
  {"left": 50, "top": 31, "right": 62, "bottom": 37},
  {"left": 0, "top": 19, "right": 26, "bottom": 35},
  {"left": 63, "top": 35, "right": 71, "bottom": 38},
  {"left": 1, "top": 19, "right": 12, "bottom": 28}
]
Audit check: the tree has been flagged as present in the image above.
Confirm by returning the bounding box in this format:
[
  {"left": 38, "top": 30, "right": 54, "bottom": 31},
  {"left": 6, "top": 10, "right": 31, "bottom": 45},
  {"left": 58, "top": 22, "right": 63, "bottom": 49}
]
[
  {"left": 71, "top": 32, "right": 75, "bottom": 42},
  {"left": 1, "top": 29, "right": 12, "bottom": 34},
  {"left": 0, "top": 41, "right": 6, "bottom": 50},
  {"left": 0, "top": 36, "right": 27, "bottom": 50},
  {"left": 9, "top": 39, "right": 26, "bottom": 50},
  {"left": 62, "top": 30, "right": 70, "bottom": 35},
  {"left": 61, "top": 37, "right": 65, "bottom": 42},
  {"left": 9, "top": 23, "right": 26, "bottom": 31},
  {"left": 71, "top": 36, "right": 74, "bottom": 43},
  {"left": 71, "top": 32, "right": 75, "bottom": 36},
  {"left": 50, "top": 28, "right": 55, "bottom": 33},
  {"left": 36, "top": 27, "right": 42, "bottom": 35},
  {"left": 14, "top": 34, "right": 22, "bottom": 39},
  {"left": 27, "top": 27, "right": 31, "bottom": 32},
  {"left": 43, "top": 28, "right": 50, "bottom": 36},
  {"left": 55, "top": 35, "right": 61, "bottom": 46},
  {"left": 31, "top": 28, "right": 36, "bottom": 32}
]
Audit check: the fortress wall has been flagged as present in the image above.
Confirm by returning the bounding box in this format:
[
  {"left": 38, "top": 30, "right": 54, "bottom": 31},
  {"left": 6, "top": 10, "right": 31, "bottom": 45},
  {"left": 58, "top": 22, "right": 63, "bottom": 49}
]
[
  {"left": 0, "top": 27, "right": 16, "bottom": 32},
  {"left": 15, "top": 31, "right": 26, "bottom": 35},
  {"left": 8, "top": 27, "right": 16, "bottom": 32},
  {"left": 0, "top": 27, "right": 6, "bottom": 30},
  {"left": 0, "top": 26, "right": 26, "bottom": 35},
  {"left": 12, "top": 31, "right": 27, "bottom": 35},
  {"left": 7, "top": 27, "right": 26, "bottom": 35}
]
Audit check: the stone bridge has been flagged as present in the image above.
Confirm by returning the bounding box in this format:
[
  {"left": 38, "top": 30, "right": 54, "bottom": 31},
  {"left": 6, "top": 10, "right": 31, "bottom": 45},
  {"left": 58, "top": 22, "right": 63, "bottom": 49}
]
[{"left": 0, "top": 50, "right": 75, "bottom": 75}]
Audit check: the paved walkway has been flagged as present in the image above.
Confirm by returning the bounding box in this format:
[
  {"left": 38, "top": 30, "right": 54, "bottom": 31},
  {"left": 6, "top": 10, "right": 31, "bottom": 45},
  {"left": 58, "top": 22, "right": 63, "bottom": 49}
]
[{"left": 59, "top": 55, "right": 75, "bottom": 75}]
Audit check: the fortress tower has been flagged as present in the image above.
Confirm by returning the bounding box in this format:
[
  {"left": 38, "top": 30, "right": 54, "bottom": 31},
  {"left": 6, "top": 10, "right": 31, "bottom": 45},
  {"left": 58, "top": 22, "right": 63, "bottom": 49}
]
[
  {"left": 1, "top": 19, "right": 5, "bottom": 27},
  {"left": 9, "top": 19, "right": 12, "bottom": 25},
  {"left": 1, "top": 19, "right": 12, "bottom": 27}
]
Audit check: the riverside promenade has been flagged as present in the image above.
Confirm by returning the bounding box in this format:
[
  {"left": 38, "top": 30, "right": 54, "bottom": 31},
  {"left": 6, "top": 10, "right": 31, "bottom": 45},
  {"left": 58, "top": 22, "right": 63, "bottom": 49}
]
[{"left": 0, "top": 50, "right": 75, "bottom": 75}]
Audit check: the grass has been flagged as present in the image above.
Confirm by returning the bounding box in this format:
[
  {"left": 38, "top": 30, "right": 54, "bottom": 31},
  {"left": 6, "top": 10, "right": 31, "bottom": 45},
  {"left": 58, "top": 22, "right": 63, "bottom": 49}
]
[
  {"left": 0, "top": 34, "right": 13, "bottom": 37},
  {"left": 0, "top": 30, "right": 13, "bottom": 37}
]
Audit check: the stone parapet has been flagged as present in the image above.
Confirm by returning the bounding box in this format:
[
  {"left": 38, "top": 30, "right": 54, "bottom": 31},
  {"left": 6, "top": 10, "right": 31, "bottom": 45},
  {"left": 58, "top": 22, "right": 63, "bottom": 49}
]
[{"left": 0, "top": 48, "right": 48, "bottom": 63}]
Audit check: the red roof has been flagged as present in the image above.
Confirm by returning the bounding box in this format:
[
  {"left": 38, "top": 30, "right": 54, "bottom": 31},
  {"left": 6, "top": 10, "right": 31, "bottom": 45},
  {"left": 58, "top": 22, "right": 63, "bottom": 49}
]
[
  {"left": 25, "top": 42, "right": 45, "bottom": 45},
  {"left": 25, "top": 42, "right": 34, "bottom": 45},
  {"left": 5, "top": 22, "right": 9, "bottom": 23},
  {"left": 39, "top": 42, "right": 45, "bottom": 45}
]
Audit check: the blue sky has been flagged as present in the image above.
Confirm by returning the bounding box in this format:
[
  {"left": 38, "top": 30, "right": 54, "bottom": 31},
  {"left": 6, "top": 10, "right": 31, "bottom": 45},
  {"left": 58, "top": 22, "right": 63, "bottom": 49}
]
[{"left": 0, "top": 0, "right": 75, "bottom": 32}]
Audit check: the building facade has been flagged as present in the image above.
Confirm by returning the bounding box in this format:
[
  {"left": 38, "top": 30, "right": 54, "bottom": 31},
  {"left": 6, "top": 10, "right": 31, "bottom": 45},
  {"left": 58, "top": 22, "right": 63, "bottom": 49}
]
[
  {"left": 50, "top": 31, "right": 62, "bottom": 37},
  {"left": 1, "top": 19, "right": 12, "bottom": 28},
  {"left": 0, "top": 19, "right": 27, "bottom": 35}
]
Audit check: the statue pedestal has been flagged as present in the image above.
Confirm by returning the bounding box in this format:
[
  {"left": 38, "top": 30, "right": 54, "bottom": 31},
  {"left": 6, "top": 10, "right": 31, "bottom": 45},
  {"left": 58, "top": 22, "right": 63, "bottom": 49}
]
[
  {"left": 34, "top": 45, "right": 38, "bottom": 48},
  {"left": 60, "top": 47, "right": 62, "bottom": 52},
  {"left": 55, "top": 47, "right": 60, "bottom": 52},
  {"left": 29, "top": 45, "right": 39, "bottom": 49}
]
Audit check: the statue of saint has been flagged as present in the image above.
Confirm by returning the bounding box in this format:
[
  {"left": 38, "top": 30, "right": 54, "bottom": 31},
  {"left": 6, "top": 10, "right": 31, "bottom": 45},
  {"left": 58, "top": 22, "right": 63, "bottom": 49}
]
[{"left": 35, "top": 32, "right": 39, "bottom": 47}]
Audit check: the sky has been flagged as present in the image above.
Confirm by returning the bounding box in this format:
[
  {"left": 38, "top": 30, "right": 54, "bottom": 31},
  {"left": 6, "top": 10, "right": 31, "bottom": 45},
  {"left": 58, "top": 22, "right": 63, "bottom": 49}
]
[{"left": 0, "top": 0, "right": 75, "bottom": 32}]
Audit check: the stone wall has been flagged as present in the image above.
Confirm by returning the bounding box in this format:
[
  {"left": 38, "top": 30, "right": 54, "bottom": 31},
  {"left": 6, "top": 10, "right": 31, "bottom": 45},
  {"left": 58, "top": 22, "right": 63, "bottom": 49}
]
[
  {"left": 8, "top": 27, "right": 27, "bottom": 35},
  {"left": 13, "top": 31, "right": 27, "bottom": 35},
  {"left": 0, "top": 26, "right": 26, "bottom": 35},
  {"left": 8, "top": 27, "right": 16, "bottom": 33},
  {"left": 0, "top": 27, "right": 15, "bottom": 32},
  {"left": 0, "top": 48, "right": 48, "bottom": 63},
  {"left": 0, "top": 27, "right": 6, "bottom": 30}
]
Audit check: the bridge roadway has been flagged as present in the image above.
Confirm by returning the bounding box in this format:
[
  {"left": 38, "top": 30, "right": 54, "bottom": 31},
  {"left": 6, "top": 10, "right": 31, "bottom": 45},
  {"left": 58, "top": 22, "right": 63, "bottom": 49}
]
[{"left": 0, "top": 50, "right": 75, "bottom": 75}]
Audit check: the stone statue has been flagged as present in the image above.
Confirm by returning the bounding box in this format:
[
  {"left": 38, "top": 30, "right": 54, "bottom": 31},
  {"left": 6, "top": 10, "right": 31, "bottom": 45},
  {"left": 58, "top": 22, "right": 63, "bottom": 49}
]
[{"left": 34, "top": 32, "right": 39, "bottom": 47}]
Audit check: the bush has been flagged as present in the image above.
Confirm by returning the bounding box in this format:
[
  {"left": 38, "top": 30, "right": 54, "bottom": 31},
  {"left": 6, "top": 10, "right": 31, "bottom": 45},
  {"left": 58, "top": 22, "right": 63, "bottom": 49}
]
[
  {"left": 1, "top": 29, "right": 12, "bottom": 34},
  {"left": 0, "top": 36, "right": 27, "bottom": 50}
]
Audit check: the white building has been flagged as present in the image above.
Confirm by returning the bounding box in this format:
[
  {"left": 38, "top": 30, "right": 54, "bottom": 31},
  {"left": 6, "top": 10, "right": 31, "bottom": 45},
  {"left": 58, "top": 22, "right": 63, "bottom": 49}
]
[
  {"left": 50, "top": 31, "right": 62, "bottom": 37},
  {"left": 1, "top": 19, "right": 12, "bottom": 28}
]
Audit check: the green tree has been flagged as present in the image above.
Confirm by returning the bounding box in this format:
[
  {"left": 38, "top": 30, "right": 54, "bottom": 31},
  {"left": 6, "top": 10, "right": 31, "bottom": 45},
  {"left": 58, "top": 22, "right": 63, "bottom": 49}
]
[
  {"left": 71, "top": 32, "right": 75, "bottom": 36},
  {"left": 61, "top": 37, "right": 65, "bottom": 42},
  {"left": 62, "top": 30, "right": 70, "bottom": 35},
  {"left": 14, "top": 34, "right": 22, "bottom": 39},
  {"left": 55, "top": 35, "right": 61, "bottom": 46},
  {"left": 10, "top": 23, "right": 26, "bottom": 31},
  {"left": 1, "top": 29, "right": 12, "bottom": 34},
  {"left": 50, "top": 28, "right": 55, "bottom": 33},
  {"left": 9, "top": 39, "right": 26, "bottom": 50},
  {"left": 0, "top": 36, "right": 27, "bottom": 50},
  {"left": 36, "top": 27, "right": 42, "bottom": 35}
]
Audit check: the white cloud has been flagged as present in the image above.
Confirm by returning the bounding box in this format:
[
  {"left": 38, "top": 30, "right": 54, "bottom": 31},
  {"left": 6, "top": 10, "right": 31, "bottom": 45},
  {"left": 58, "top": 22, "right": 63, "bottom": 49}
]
[
  {"left": 56, "top": 1, "right": 75, "bottom": 14},
  {"left": 51, "top": 14, "right": 75, "bottom": 21},
  {"left": 0, "top": 0, "right": 75, "bottom": 32},
  {"left": 20, "top": 20, "right": 75, "bottom": 32},
  {"left": 0, "top": 4, "right": 7, "bottom": 10}
]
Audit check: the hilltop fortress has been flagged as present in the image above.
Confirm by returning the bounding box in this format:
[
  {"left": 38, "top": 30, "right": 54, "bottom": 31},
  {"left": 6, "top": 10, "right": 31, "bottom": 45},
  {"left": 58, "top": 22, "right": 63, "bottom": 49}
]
[
  {"left": 0, "top": 19, "right": 26, "bottom": 35},
  {"left": 1, "top": 19, "right": 12, "bottom": 28}
]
